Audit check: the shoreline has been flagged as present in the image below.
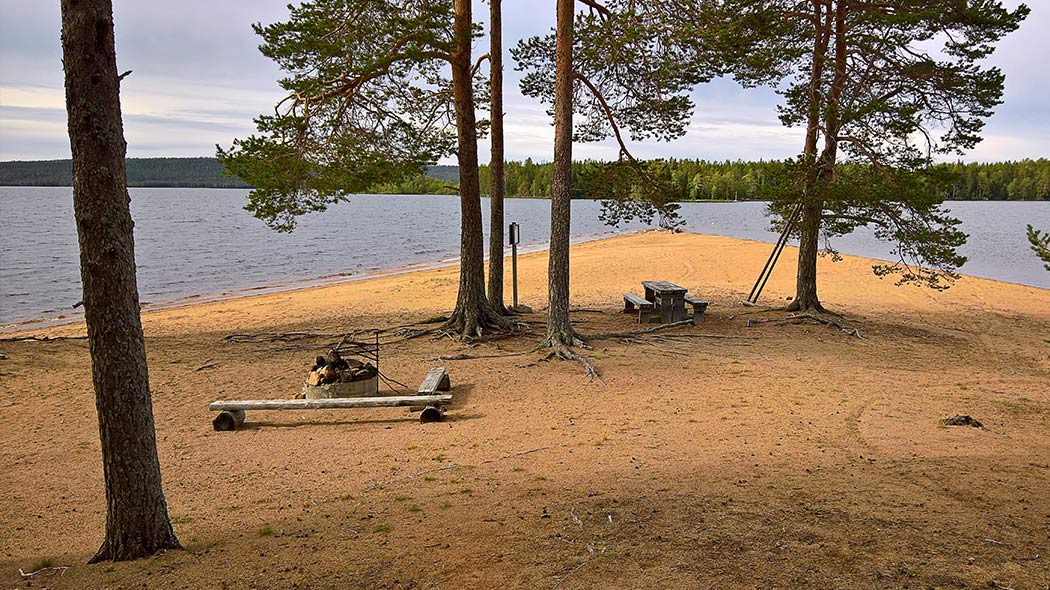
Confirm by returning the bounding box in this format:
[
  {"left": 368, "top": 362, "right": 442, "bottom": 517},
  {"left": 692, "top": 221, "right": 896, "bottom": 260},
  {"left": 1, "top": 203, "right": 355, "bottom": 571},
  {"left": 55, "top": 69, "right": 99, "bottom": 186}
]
[
  {"left": 6, "top": 230, "right": 1048, "bottom": 338},
  {"left": 0, "top": 227, "right": 643, "bottom": 334}
]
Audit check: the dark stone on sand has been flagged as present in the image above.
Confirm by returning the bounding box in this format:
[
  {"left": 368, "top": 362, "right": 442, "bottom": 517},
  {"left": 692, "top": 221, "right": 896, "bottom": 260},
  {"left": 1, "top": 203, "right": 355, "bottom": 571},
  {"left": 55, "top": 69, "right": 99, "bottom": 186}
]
[{"left": 941, "top": 415, "right": 983, "bottom": 428}]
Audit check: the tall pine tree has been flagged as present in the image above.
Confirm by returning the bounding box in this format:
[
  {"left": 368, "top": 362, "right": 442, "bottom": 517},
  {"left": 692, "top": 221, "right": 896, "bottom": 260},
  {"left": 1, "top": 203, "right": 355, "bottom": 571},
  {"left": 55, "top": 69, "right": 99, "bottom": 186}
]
[
  {"left": 514, "top": 0, "right": 713, "bottom": 349},
  {"left": 61, "top": 0, "right": 181, "bottom": 562},
  {"left": 715, "top": 0, "right": 1028, "bottom": 310},
  {"left": 219, "top": 0, "right": 506, "bottom": 336}
]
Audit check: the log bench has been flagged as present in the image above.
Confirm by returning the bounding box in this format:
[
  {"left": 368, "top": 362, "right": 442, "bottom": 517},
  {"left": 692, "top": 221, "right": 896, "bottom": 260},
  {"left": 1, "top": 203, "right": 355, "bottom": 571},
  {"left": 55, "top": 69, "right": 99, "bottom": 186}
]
[
  {"left": 211, "top": 367, "right": 452, "bottom": 430},
  {"left": 684, "top": 294, "right": 710, "bottom": 324}
]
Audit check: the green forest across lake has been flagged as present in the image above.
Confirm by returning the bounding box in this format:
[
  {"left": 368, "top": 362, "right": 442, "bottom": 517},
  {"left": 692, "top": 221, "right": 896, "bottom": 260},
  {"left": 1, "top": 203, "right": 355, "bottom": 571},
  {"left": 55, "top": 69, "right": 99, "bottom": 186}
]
[{"left": 1, "top": 157, "right": 1047, "bottom": 201}]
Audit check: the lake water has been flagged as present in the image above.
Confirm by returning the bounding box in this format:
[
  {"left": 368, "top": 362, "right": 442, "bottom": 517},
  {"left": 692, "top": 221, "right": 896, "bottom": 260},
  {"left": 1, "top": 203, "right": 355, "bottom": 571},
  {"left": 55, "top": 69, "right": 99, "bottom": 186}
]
[{"left": 1, "top": 187, "right": 1047, "bottom": 327}]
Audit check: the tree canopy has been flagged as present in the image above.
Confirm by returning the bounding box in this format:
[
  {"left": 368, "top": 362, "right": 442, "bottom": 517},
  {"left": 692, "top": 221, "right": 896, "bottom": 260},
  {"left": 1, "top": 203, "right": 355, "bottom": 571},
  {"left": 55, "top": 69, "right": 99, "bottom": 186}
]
[
  {"left": 712, "top": 0, "right": 1028, "bottom": 308},
  {"left": 217, "top": 0, "right": 463, "bottom": 232}
]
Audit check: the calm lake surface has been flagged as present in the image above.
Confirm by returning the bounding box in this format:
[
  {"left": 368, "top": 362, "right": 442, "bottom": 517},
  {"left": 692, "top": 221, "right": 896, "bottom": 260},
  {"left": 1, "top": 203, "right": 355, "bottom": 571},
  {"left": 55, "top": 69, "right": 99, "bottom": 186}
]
[{"left": 1, "top": 187, "right": 1047, "bottom": 326}]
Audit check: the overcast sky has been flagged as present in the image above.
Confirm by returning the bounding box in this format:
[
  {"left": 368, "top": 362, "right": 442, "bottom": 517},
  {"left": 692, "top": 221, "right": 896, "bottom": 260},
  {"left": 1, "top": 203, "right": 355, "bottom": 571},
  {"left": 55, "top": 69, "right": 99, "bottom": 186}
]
[{"left": 0, "top": 1, "right": 1045, "bottom": 163}]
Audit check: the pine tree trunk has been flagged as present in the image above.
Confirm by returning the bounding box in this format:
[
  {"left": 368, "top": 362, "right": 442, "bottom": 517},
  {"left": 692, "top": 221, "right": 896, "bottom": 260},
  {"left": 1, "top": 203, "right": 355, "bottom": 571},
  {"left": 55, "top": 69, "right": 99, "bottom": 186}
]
[
  {"left": 446, "top": 0, "right": 497, "bottom": 336},
  {"left": 790, "top": 1, "right": 844, "bottom": 314},
  {"left": 546, "top": 0, "right": 576, "bottom": 346},
  {"left": 791, "top": 201, "right": 824, "bottom": 312},
  {"left": 788, "top": 2, "right": 832, "bottom": 313},
  {"left": 487, "top": 0, "right": 507, "bottom": 313},
  {"left": 60, "top": 0, "right": 180, "bottom": 562}
]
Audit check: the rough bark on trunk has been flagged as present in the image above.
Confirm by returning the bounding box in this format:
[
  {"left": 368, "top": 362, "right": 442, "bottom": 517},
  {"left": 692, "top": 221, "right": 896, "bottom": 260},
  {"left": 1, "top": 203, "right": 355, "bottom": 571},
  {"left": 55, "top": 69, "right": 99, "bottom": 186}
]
[
  {"left": 791, "top": 201, "right": 824, "bottom": 312},
  {"left": 487, "top": 0, "right": 507, "bottom": 313},
  {"left": 60, "top": 0, "right": 181, "bottom": 562},
  {"left": 445, "top": 0, "right": 502, "bottom": 337},
  {"left": 545, "top": 0, "right": 577, "bottom": 346}
]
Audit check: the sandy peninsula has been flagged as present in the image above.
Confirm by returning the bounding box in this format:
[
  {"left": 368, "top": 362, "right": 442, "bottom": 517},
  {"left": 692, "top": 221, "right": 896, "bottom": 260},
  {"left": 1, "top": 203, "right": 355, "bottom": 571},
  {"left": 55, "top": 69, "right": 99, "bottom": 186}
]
[{"left": 1, "top": 231, "right": 1048, "bottom": 589}]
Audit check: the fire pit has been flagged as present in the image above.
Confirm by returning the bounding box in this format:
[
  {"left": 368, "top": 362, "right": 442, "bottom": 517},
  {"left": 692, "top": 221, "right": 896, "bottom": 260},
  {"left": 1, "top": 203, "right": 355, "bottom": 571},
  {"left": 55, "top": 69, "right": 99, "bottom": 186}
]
[{"left": 300, "top": 335, "right": 380, "bottom": 399}]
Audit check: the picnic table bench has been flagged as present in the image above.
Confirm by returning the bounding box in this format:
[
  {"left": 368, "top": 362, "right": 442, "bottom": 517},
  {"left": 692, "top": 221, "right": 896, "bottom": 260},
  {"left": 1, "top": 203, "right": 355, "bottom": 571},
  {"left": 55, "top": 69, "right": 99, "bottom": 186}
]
[
  {"left": 623, "top": 281, "right": 709, "bottom": 324},
  {"left": 210, "top": 367, "right": 452, "bottom": 431}
]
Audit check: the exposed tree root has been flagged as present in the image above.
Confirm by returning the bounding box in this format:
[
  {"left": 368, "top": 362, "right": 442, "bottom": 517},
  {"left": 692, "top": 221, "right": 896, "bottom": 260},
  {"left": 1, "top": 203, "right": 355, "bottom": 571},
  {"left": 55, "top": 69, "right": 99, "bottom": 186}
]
[
  {"left": 783, "top": 300, "right": 844, "bottom": 318},
  {"left": 441, "top": 304, "right": 526, "bottom": 341},
  {"left": 520, "top": 342, "right": 603, "bottom": 384},
  {"left": 746, "top": 312, "right": 864, "bottom": 339}
]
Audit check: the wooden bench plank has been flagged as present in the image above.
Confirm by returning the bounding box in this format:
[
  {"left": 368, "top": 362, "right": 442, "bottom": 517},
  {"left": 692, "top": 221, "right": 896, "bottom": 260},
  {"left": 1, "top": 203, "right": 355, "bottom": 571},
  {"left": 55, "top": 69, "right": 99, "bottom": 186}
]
[
  {"left": 684, "top": 294, "right": 709, "bottom": 307},
  {"left": 210, "top": 395, "right": 452, "bottom": 412},
  {"left": 683, "top": 294, "right": 710, "bottom": 324},
  {"left": 418, "top": 367, "right": 451, "bottom": 394},
  {"left": 623, "top": 292, "right": 653, "bottom": 310}
]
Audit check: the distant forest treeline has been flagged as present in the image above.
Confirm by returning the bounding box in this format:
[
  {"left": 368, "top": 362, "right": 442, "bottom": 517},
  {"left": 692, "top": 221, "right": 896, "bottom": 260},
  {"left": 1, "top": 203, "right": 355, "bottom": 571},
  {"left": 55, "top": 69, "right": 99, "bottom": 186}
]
[
  {"left": 2, "top": 157, "right": 1048, "bottom": 200},
  {"left": 0, "top": 157, "right": 251, "bottom": 188}
]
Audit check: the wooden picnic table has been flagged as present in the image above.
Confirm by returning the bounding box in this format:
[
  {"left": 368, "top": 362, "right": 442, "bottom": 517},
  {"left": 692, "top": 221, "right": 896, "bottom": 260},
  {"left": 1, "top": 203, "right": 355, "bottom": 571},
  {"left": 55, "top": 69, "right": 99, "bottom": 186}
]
[
  {"left": 624, "top": 281, "right": 710, "bottom": 324},
  {"left": 642, "top": 280, "right": 689, "bottom": 323}
]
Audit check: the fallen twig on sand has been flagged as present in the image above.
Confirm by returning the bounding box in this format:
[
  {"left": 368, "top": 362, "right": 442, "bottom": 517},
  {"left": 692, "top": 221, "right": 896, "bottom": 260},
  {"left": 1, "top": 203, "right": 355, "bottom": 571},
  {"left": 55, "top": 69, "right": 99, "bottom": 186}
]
[
  {"left": 363, "top": 464, "right": 459, "bottom": 492},
  {"left": 19, "top": 565, "right": 69, "bottom": 579},
  {"left": 587, "top": 319, "right": 695, "bottom": 341},
  {"left": 552, "top": 560, "right": 591, "bottom": 590},
  {"left": 433, "top": 348, "right": 537, "bottom": 361},
  {"left": 195, "top": 360, "right": 219, "bottom": 371},
  {"left": 655, "top": 333, "right": 752, "bottom": 340},
  {"left": 479, "top": 447, "right": 550, "bottom": 464},
  {"left": 552, "top": 549, "right": 606, "bottom": 590}
]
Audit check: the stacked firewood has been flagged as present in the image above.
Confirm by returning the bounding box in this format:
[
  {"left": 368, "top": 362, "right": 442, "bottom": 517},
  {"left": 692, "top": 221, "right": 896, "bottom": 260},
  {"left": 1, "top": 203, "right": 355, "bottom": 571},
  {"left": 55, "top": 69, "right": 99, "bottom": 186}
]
[{"left": 306, "top": 351, "right": 378, "bottom": 385}]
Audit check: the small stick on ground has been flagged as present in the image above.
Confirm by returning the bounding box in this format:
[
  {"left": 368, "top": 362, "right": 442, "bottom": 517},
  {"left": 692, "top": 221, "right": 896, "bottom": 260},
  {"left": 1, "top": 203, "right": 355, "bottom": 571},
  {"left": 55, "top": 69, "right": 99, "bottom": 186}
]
[
  {"left": 363, "top": 464, "right": 459, "bottom": 492},
  {"left": 480, "top": 446, "right": 551, "bottom": 464},
  {"left": 433, "top": 348, "right": 539, "bottom": 362},
  {"left": 18, "top": 566, "right": 69, "bottom": 579},
  {"left": 587, "top": 319, "right": 695, "bottom": 341},
  {"left": 195, "top": 360, "right": 219, "bottom": 371},
  {"left": 552, "top": 556, "right": 602, "bottom": 590}
]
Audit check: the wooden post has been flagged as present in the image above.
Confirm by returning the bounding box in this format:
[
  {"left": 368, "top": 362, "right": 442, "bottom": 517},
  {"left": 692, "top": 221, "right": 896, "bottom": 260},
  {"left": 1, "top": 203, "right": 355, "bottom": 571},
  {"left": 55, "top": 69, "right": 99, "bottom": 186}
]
[{"left": 510, "top": 222, "right": 519, "bottom": 308}]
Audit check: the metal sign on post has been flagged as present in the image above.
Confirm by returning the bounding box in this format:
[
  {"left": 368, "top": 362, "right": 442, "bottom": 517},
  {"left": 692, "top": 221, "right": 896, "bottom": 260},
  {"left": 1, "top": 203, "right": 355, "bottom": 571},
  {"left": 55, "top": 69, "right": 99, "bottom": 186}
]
[{"left": 509, "top": 222, "right": 520, "bottom": 309}]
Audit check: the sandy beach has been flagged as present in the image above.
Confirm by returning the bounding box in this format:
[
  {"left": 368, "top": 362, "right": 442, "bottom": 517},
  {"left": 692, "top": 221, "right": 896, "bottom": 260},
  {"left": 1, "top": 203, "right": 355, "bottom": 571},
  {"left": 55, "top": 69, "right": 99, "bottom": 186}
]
[{"left": 1, "top": 230, "right": 1048, "bottom": 589}]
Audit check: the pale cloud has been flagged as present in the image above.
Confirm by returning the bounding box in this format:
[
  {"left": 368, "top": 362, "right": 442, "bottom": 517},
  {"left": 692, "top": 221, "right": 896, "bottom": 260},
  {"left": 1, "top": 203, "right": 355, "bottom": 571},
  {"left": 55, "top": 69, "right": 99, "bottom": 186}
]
[{"left": 1, "top": 0, "right": 1045, "bottom": 163}]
